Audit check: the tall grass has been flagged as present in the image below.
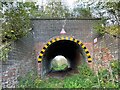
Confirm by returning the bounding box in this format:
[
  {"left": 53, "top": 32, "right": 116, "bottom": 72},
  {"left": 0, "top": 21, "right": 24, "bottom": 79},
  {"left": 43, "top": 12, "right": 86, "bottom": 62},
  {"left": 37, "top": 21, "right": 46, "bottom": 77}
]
[{"left": 17, "top": 60, "right": 119, "bottom": 88}]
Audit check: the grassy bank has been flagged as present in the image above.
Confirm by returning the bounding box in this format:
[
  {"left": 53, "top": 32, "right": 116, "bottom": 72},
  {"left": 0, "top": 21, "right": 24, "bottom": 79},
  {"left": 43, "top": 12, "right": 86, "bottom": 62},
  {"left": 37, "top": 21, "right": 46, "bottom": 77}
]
[{"left": 17, "top": 61, "right": 119, "bottom": 88}]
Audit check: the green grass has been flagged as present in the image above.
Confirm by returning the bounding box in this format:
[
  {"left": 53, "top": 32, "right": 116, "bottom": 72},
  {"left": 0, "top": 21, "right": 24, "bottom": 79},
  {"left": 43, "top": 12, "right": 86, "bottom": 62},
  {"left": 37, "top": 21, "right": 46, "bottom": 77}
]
[
  {"left": 17, "top": 61, "right": 119, "bottom": 88},
  {"left": 52, "top": 64, "right": 68, "bottom": 71}
]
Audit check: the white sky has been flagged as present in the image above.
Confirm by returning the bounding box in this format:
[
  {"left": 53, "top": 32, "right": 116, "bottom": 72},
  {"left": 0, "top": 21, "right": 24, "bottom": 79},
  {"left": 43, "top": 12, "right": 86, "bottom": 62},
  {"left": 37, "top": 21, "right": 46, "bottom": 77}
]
[{"left": 65, "top": 0, "right": 77, "bottom": 6}]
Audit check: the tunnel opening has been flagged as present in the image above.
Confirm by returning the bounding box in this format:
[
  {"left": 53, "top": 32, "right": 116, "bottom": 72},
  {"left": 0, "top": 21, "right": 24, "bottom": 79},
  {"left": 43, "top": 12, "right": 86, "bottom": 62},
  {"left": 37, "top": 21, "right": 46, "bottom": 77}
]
[
  {"left": 51, "top": 55, "right": 70, "bottom": 71},
  {"left": 41, "top": 40, "right": 87, "bottom": 77}
]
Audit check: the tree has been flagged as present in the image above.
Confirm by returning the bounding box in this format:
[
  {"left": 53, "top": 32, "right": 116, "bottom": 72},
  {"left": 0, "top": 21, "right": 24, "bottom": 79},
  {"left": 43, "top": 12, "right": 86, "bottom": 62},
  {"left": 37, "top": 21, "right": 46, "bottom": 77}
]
[
  {"left": 1, "top": 2, "right": 37, "bottom": 43},
  {"left": 71, "top": 1, "right": 93, "bottom": 18},
  {"left": 105, "top": 2, "right": 120, "bottom": 25},
  {"left": 93, "top": 1, "right": 120, "bottom": 25},
  {"left": 37, "top": 0, "right": 71, "bottom": 18},
  {"left": 73, "top": 7, "right": 92, "bottom": 18},
  {"left": 90, "top": 1, "right": 120, "bottom": 38}
]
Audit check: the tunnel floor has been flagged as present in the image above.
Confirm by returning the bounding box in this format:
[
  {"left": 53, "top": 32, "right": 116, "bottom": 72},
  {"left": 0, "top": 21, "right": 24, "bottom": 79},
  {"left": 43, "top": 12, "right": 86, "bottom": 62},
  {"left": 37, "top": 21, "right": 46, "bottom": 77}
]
[{"left": 47, "top": 67, "right": 80, "bottom": 78}]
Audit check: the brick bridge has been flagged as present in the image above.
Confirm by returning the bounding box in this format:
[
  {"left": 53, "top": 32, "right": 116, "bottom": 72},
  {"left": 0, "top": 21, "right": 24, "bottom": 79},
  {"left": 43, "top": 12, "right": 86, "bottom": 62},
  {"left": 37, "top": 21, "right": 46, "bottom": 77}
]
[
  {"left": 31, "top": 18, "right": 100, "bottom": 77},
  {"left": 2, "top": 18, "right": 118, "bottom": 88}
]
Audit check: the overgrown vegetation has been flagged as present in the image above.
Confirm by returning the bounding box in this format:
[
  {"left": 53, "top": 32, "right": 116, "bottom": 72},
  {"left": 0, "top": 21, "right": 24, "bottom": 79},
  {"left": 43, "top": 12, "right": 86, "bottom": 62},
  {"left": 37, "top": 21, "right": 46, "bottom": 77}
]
[
  {"left": 0, "top": 43, "right": 11, "bottom": 62},
  {"left": 1, "top": 2, "right": 37, "bottom": 43},
  {"left": 93, "top": 19, "right": 106, "bottom": 36},
  {"left": 93, "top": 20, "right": 120, "bottom": 38},
  {"left": 37, "top": 1, "right": 70, "bottom": 18},
  {"left": 0, "top": 1, "right": 119, "bottom": 88},
  {"left": 0, "top": 2, "right": 36, "bottom": 61},
  {"left": 91, "top": 1, "right": 120, "bottom": 38},
  {"left": 17, "top": 61, "right": 119, "bottom": 88}
]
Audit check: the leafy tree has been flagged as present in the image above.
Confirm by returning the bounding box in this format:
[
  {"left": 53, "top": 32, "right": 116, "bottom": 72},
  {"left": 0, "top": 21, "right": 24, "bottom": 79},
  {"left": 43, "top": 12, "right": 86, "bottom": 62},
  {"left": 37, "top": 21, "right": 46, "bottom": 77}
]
[
  {"left": 1, "top": 2, "right": 37, "bottom": 43},
  {"left": 90, "top": 1, "right": 120, "bottom": 37},
  {"left": 72, "top": 1, "right": 93, "bottom": 18},
  {"left": 73, "top": 7, "right": 92, "bottom": 18},
  {"left": 93, "top": 1, "right": 120, "bottom": 25},
  {"left": 37, "top": 0, "right": 71, "bottom": 18},
  {"left": 20, "top": 2, "right": 39, "bottom": 18}
]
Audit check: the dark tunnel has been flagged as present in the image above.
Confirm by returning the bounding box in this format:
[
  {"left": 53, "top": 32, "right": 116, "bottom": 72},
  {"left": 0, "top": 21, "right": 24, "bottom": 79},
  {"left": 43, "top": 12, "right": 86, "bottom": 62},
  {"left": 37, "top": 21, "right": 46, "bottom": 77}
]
[{"left": 41, "top": 40, "right": 87, "bottom": 77}]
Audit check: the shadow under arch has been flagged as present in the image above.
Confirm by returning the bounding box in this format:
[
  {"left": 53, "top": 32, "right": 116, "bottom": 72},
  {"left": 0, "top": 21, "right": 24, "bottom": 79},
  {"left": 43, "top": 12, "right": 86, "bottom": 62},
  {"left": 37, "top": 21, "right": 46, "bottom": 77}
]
[{"left": 38, "top": 36, "right": 92, "bottom": 76}]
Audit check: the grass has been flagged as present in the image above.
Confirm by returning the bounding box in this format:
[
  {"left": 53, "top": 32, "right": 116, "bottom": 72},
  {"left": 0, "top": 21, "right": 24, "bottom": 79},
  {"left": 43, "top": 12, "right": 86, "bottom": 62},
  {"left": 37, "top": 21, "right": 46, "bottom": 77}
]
[
  {"left": 17, "top": 61, "right": 119, "bottom": 88},
  {"left": 52, "top": 64, "right": 68, "bottom": 71}
]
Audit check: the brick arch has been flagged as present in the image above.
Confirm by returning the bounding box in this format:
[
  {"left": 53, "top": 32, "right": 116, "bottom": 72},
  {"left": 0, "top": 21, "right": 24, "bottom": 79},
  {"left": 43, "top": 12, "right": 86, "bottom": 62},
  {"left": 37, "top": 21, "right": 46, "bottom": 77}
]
[{"left": 38, "top": 36, "right": 92, "bottom": 63}]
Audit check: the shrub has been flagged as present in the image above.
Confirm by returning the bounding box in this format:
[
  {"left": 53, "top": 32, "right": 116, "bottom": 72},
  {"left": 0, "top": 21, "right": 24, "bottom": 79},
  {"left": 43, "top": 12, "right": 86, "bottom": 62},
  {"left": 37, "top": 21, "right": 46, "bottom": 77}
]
[
  {"left": 0, "top": 43, "right": 11, "bottom": 62},
  {"left": 17, "top": 70, "right": 38, "bottom": 88},
  {"left": 1, "top": 2, "right": 36, "bottom": 43},
  {"left": 97, "top": 61, "right": 119, "bottom": 88},
  {"left": 17, "top": 62, "right": 119, "bottom": 88}
]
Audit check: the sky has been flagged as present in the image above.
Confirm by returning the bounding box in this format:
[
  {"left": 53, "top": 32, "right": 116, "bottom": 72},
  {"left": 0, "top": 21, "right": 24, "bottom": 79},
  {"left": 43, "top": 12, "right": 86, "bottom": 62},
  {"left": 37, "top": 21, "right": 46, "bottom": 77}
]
[{"left": 65, "top": 0, "right": 77, "bottom": 7}]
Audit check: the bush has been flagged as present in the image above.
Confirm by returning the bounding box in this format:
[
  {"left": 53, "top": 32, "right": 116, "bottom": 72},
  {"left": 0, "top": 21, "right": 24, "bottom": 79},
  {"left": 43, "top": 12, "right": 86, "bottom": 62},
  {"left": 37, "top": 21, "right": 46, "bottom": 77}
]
[
  {"left": 0, "top": 43, "right": 11, "bottom": 62},
  {"left": 17, "top": 70, "right": 38, "bottom": 88},
  {"left": 1, "top": 2, "right": 34, "bottom": 43},
  {"left": 93, "top": 23, "right": 105, "bottom": 37},
  {"left": 17, "top": 62, "right": 119, "bottom": 88},
  {"left": 97, "top": 61, "right": 119, "bottom": 88}
]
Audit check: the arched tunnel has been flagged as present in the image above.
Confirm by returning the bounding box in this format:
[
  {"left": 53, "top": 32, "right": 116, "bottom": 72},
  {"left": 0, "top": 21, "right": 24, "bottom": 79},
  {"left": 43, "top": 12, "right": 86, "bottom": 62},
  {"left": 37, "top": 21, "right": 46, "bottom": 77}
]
[{"left": 38, "top": 36, "right": 92, "bottom": 77}]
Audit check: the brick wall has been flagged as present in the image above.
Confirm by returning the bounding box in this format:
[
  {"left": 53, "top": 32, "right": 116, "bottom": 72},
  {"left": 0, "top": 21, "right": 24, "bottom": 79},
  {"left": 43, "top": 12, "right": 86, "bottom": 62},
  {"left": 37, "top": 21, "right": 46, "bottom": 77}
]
[
  {"left": 2, "top": 31, "right": 37, "bottom": 88},
  {"left": 1, "top": 18, "right": 100, "bottom": 88},
  {"left": 93, "top": 33, "right": 118, "bottom": 71}
]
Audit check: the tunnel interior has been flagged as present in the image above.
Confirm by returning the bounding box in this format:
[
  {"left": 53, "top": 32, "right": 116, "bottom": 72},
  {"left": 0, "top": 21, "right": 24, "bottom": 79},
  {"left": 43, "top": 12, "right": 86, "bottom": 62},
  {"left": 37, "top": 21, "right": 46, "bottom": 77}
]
[{"left": 41, "top": 40, "right": 87, "bottom": 76}]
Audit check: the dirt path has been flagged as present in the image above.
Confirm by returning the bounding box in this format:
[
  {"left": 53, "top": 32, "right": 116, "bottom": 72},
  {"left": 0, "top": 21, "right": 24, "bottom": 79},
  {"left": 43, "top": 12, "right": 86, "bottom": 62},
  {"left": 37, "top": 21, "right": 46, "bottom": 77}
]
[{"left": 47, "top": 68, "right": 79, "bottom": 78}]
